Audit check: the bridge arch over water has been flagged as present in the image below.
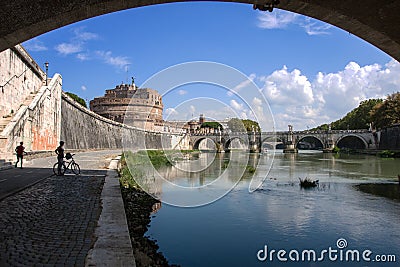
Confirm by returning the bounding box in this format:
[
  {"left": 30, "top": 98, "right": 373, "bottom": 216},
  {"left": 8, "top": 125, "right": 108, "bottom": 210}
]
[
  {"left": 224, "top": 137, "right": 248, "bottom": 151},
  {"left": 0, "top": 1, "right": 400, "bottom": 62},
  {"left": 295, "top": 135, "right": 324, "bottom": 150},
  {"left": 192, "top": 137, "right": 218, "bottom": 151},
  {"left": 261, "top": 136, "right": 284, "bottom": 150},
  {"left": 336, "top": 134, "right": 368, "bottom": 150}
]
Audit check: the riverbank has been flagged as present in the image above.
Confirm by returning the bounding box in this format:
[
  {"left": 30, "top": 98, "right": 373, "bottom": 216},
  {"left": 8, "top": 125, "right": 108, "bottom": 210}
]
[
  {"left": 121, "top": 187, "right": 178, "bottom": 267},
  {"left": 119, "top": 151, "right": 179, "bottom": 267}
]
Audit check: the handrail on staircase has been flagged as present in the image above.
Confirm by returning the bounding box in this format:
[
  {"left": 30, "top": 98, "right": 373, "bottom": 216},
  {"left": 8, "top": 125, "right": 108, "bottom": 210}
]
[{"left": 0, "top": 67, "right": 28, "bottom": 93}]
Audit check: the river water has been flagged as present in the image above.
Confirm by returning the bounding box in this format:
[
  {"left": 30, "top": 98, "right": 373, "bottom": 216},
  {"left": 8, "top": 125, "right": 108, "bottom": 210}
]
[{"left": 145, "top": 151, "right": 400, "bottom": 267}]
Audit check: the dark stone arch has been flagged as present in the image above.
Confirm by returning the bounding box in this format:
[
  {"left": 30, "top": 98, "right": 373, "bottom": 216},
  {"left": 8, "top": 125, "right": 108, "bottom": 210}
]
[
  {"left": 193, "top": 137, "right": 217, "bottom": 150},
  {"left": 0, "top": 1, "right": 400, "bottom": 61},
  {"left": 224, "top": 137, "right": 247, "bottom": 150},
  {"left": 296, "top": 136, "right": 324, "bottom": 150},
  {"left": 261, "top": 136, "right": 284, "bottom": 149},
  {"left": 336, "top": 135, "right": 367, "bottom": 150}
]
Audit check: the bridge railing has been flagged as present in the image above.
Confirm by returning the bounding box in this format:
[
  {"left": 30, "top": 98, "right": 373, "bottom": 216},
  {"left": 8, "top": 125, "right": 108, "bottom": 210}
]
[
  {"left": 190, "top": 132, "right": 256, "bottom": 136},
  {"left": 188, "top": 129, "right": 371, "bottom": 137}
]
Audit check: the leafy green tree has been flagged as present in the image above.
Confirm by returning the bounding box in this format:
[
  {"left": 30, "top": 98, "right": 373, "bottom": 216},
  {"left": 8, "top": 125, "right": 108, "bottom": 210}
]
[
  {"left": 370, "top": 92, "right": 400, "bottom": 129},
  {"left": 227, "top": 118, "right": 260, "bottom": 132},
  {"left": 227, "top": 118, "right": 245, "bottom": 132},
  {"left": 242, "top": 119, "right": 261, "bottom": 132},
  {"left": 312, "top": 98, "right": 382, "bottom": 130},
  {"left": 201, "top": 121, "right": 222, "bottom": 129},
  {"left": 65, "top": 92, "right": 87, "bottom": 108}
]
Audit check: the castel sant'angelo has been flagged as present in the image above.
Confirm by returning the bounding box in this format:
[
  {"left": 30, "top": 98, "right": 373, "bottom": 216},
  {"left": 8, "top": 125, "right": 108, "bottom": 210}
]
[
  {"left": 90, "top": 81, "right": 207, "bottom": 133},
  {"left": 90, "top": 82, "right": 165, "bottom": 131}
]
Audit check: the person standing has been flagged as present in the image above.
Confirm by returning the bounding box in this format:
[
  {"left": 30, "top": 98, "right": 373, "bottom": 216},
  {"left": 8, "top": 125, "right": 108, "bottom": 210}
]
[
  {"left": 15, "top": 142, "right": 26, "bottom": 168},
  {"left": 55, "top": 141, "right": 65, "bottom": 175}
]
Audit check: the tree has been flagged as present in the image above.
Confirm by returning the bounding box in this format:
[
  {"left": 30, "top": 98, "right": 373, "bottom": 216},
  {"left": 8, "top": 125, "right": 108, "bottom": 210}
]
[
  {"left": 242, "top": 119, "right": 261, "bottom": 132},
  {"left": 227, "top": 118, "right": 245, "bottom": 132},
  {"left": 201, "top": 121, "right": 222, "bottom": 129},
  {"left": 65, "top": 92, "right": 87, "bottom": 108},
  {"left": 312, "top": 98, "right": 382, "bottom": 131},
  {"left": 227, "top": 118, "right": 260, "bottom": 132},
  {"left": 370, "top": 92, "right": 400, "bottom": 129}
]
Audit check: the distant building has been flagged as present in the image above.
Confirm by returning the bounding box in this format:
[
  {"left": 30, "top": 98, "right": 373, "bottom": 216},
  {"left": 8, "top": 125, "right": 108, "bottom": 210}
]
[
  {"left": 90, "top": 84, "right": 226, "bottom": 134},
  {"left": 90, "top": 83, "right": 163, "bottom": 130}
]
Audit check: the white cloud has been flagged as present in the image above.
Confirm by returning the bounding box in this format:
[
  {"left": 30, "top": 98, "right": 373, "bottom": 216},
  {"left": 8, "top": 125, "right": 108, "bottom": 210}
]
[
  {"left": 227, "top": 74, "right": 256, "bottom": 97},
  {"left": 73, "top": 27, "right": 99, "bottom": 41},
  {"left": 55, "top": 27, "right": 98, "bottom": 55},
  {"left": 257, "top": 10, "right": 332, "bottom": 36},
  {"left": 55, "top": 43, "right": 82, "bottom": 55},
  {"left": 81, "top": 85, "right": 87, "bottom": 91},
  {"left": 53, "top": 26, "right": 130, "bottom": 69},
  {"left": 257, "top": 10, "right": 298, "bottom": 29},
  {"left": 178, "top": 89, "right": 187, "bottom": 95},
  {"left": 301, "top": 17, "right": 332, "bottom": 35},
  {"left": 230, "top": 99, "right": 243, "bottom": 111},
  {"left": 257, "top": 59, "right": 400, "bottom": 130},
  {"left": 23, "top": 38, "right": 48, "bottom": 52},
  {"left": 95, "top": 50, "right": 130, "bottom": 69},
  {"left": 77, "top": 53, "right": 89, "bottom": 61},
  {"left": 260, "top": 65, "right": 314, "bottom": 106}
]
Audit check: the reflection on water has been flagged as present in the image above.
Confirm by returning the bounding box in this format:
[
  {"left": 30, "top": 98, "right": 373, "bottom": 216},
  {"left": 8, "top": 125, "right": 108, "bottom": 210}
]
[
  {"left": 356, "top": 183, "right": 400, "bottom": 201},
  {"left": 147, "top": 151, "right": 400, "bottom": 267}
]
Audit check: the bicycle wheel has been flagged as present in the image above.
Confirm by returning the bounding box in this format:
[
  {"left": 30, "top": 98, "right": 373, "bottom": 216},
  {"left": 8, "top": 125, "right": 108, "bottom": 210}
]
[
  {"left": 53, "top": 162, "right": 66, "bottom": 175},
  {"left": 71, "top": 162, "right": 80, "bottom": 175}
]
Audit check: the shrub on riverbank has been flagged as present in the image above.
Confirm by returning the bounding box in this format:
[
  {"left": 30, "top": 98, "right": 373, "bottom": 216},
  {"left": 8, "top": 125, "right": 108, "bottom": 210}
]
[
  {"left": 119, "top": 152, "right": 142, "bottom": 189},
  {"left": 332, "top": 146, "right": 340, "bottom": 153},
  {"left": 119, "top": 154, "right": 179, "bottom": 267},
  {"left": 378, "top": 150, "right": 400, "bottom": 158}
]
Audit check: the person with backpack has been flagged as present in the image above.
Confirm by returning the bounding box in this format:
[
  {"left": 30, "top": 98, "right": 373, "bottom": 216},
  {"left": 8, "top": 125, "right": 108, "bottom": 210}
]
[{"left": 15, "top": 142, "right": 27, "bottom": 168}]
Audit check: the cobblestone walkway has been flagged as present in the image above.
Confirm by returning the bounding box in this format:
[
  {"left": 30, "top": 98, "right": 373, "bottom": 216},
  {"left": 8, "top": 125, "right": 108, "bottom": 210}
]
[{"left": 0, "top": 173, "right": 106, "bottom": 266}]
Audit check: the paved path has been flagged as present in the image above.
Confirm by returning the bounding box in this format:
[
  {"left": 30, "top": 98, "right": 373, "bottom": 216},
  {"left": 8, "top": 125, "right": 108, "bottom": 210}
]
[
  {"left": 0, "top": 150, "right": 125, "bottom": 266},
  {"left": 0, "top": 151, "right": 121, "bottom": 200}
]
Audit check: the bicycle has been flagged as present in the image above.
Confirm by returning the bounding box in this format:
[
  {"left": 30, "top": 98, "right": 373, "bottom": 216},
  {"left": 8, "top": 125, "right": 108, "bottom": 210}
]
[{"left": 53, "top": 153, "right": 80, "bottom": 175}]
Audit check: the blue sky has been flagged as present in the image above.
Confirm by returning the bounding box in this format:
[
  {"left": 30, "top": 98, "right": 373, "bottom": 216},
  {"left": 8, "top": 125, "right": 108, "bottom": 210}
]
[{"left": 23, "top": 2, "right": 399, "bottom": 130}]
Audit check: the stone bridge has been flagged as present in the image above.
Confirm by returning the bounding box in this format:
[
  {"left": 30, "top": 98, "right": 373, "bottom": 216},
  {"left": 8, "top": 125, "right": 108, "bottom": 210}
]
[
  {"left": 262, "top": 129, "right": 378, "bottom": 151},
  {"left": 189, "top": 129, "right": 378, "bottom": 153}
]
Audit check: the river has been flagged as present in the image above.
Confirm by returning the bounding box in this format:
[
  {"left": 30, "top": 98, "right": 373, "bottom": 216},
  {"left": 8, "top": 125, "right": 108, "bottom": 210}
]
[{"left": 145, "top": 151, "right": 400, "bottom": 267}]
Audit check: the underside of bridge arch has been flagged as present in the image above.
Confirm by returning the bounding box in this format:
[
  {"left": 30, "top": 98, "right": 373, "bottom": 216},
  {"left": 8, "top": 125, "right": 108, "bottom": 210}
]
[
  {"left": 1, "top": 1, "right": 400, "bottom": 60},
  {"left": 193, "top": 138, "right": 217, "bottom": 150},
  {"left": 224, "top": 137, "right": 247, "bottom": 150},
  {"left": 296, "top": 136, "right": 323, "bottom": 150},
  {"left": 337, "top": 136, "right": 367, "bottom": 150},
  {"left": 261, "top": 137, "right": 284, "bottom": 149}
]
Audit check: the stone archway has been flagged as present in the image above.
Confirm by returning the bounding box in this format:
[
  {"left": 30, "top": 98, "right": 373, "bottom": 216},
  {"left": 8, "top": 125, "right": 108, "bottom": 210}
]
[
  {"left": 336, "top": 135, "right": 368, "bottom": 150},
  {"left": 261, "top": 136, "right": 284, "bottom": 150},
  {"left": 224, "top": 137, "right": 247, "bottom": 151},
  {"left": 193, "top": 137, "right": 217, "bottom": 150},
  {"left": 1, "top": 1, "right": 400, "bottom": 61},
  {"left": 295, "top": 136, "right": 324, "bottom": 150}
]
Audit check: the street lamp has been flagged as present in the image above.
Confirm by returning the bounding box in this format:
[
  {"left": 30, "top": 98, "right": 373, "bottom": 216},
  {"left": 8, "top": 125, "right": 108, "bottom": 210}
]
[{"left": 45, "top": 61, "right": 49, "bottom": 86}]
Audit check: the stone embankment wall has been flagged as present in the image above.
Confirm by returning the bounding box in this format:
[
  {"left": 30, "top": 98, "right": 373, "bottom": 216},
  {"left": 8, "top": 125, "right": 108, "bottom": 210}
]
[
  {"left": 379, "top": 125, "right": 400, "bottom": 150},
  {"left": 61, "top": 93, "right": 189, "bottom": 151},
  {"left": 0, "top": 73, "right": 62, "bottom": 158},
  {"left": 0, "top": 45, "right": 45, "bottom": 118}
]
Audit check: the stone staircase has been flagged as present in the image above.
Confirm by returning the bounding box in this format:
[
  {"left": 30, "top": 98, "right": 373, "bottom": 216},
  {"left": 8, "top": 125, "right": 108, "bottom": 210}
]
[
  {"left": 0, "top": 92, "right": 38, "bottom": 165},
  {"left": 22, "top": 91, "right": 38, "bottom": 107},
  {"left": 0, "top": 116, "right": 12, "bottom": 133},
  {"left": 0, "top": 92, "right": 37, "bottom": 133}
]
